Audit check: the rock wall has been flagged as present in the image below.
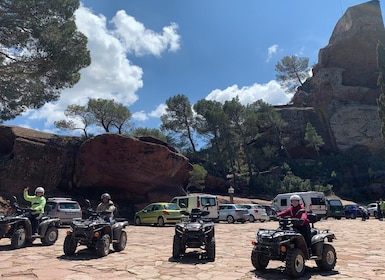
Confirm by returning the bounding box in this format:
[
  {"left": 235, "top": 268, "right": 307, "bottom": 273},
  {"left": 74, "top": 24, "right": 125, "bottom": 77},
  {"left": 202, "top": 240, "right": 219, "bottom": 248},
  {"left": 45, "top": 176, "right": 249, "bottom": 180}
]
[
  {"left": 281, "top": 0, "right": 385, "bottom": 156},
  {"left": 0, "top": 125, "right": 191, "bottom": 204}
]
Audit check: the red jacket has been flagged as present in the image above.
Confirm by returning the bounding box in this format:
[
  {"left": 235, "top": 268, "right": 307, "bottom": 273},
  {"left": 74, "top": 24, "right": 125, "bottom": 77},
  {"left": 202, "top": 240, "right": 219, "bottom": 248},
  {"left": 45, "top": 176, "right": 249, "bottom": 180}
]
[{"left": 277, "top": 204, "right": 309, "bottom": 226}]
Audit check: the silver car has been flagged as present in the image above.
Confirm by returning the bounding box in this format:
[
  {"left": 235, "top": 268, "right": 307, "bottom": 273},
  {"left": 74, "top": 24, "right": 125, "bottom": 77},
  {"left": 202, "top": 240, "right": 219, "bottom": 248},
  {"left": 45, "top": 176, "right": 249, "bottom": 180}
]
[
  {"left": 241, "top": 204, "right": 269, "bottom": 222},
  {"left": 45, "top": 197, "right": 82, "bottom": 224},
  {"left": 218, "top": 204, "right": 249, "bottom": 223}
]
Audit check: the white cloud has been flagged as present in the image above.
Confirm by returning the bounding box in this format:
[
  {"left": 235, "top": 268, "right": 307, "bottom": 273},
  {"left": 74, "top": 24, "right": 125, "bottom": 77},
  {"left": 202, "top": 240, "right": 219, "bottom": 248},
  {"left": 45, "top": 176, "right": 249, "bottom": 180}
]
[
  {"left": 112, "top": 10, "right": 180, "bottom": 57},
  {"left": 149, "top": 104, "right": 167, "bottom": 118},
  {"left": 206, "top": 80, "right": 292, "bottom": 106},
  {"left": 132, "top": 111, "right": 148, "bottom": 121},
  {"left": 266, "top": 44, "right": 278, "bottom": 62},
  {"left": 18, "top": 5, "right": 181, "bottom": 131}
]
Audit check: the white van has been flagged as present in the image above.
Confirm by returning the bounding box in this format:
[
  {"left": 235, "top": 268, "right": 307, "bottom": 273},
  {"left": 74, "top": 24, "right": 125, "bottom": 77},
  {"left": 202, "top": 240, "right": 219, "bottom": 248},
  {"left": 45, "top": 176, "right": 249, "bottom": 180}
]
[
  {"left": 272, "top": 191, "right": 327, "bottom": 219},
  {"left": 170, "top": 194, "right": 219, "bottom": 221}
]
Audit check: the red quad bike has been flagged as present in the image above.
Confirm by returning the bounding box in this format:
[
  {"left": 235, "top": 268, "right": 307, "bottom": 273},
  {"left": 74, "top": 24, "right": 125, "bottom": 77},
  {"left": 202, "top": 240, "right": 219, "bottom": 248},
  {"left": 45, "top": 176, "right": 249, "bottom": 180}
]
[
  {"left": 251, "top": 213, "right": 337, "bottom": 278},
  {"left": 63, "top": 200, "right": 128, "bottom": 257},
  {"left": 0, "top": 196, "right": 60, "bottom": 249}
]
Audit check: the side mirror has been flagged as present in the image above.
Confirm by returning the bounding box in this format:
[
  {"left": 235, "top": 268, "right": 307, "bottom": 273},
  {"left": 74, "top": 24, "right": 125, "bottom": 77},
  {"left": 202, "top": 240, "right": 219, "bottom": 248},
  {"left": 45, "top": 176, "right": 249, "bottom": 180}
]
[
  {"left": 180, "top": 203, "right": 187, "bottom": 209},
  {"left": 12, "top": 196, "right": 18, "bottom": 203}
]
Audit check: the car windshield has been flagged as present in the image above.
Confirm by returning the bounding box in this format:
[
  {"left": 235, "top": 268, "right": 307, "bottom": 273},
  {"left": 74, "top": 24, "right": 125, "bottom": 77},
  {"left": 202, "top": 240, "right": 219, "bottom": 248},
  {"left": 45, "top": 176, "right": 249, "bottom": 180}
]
[
  {"left": 164, "top": 204, "right": 180, "bottom": 210},
  {"left": 329, "top": 200, "right": 342, "bottom": 206}
]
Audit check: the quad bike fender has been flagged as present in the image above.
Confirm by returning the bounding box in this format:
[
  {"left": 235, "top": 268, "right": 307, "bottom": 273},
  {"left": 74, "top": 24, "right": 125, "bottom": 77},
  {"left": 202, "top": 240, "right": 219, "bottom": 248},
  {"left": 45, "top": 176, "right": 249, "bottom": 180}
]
[
  {"left": 281, "top": 233, "right": 310, "bottom": 259},
  {"left": 112, "top": 221, "right": 128, "bottom": 240},
  {"left": 39, "top": 218, "right": 60, "bottom": 233},
  {"left": 311, "top": 232, "right": 336, "bottom": 260}
]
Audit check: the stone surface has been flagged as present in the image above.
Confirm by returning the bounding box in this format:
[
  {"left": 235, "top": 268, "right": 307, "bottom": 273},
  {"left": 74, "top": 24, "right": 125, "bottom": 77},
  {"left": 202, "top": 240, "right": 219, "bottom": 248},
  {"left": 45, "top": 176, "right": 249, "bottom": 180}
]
[
  {"left": 0, "top": 125, "right": 191, "bottom": 205},
  {"left": 1, "top": 218, "right": 385, "bottom": 279},
  {"left": 280, "top": 0, "right": 385, "bottom": 156}
]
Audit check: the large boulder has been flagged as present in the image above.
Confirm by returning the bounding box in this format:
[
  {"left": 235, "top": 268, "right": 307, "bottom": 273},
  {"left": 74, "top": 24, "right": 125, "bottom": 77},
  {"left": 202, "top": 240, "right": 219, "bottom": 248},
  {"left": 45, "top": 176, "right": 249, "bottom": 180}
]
[{"left": 0, "top": 125, "right": 191, "bottom": 204}]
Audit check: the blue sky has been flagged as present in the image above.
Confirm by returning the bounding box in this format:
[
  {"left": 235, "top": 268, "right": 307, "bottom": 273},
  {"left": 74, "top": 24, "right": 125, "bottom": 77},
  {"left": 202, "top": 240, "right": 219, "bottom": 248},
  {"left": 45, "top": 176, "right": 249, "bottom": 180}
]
[{"left": 4, "top": 0, "right": 383, "bottom": 135}]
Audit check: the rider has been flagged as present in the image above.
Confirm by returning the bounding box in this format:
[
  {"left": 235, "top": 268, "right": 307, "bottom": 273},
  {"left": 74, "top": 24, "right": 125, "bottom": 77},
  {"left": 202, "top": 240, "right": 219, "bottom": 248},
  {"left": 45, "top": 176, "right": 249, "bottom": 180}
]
[
  {"left": 96, "top": 193, "right": 116, "bottom": 223},
  {"left": 23, "top": 186, "right": 46, "bottom": 236},
  {"left": 277, "top": 194, "right": 311, "bottom": 252}
]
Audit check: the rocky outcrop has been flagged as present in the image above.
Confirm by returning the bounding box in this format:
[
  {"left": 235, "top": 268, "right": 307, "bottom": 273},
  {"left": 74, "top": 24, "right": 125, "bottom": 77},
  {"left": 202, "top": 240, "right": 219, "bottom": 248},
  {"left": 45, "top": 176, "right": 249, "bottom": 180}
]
[
  {"left": 279, "top": 0, "right": 385, "bottom": 157},
  {"left": 0, "top": 125, "right": 191, "bottom": 204}
]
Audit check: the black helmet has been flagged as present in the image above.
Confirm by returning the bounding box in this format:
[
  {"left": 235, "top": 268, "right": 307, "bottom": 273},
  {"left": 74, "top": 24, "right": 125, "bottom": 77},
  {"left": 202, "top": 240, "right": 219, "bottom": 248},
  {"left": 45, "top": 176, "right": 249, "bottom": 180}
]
[{"left": 101, "top": 193, "right": 111, "bottom": 200}]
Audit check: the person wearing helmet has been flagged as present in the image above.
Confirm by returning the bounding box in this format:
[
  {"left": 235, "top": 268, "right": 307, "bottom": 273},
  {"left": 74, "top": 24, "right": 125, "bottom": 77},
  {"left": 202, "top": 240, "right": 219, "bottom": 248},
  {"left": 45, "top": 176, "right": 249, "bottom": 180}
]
[
  {"left": 23, "top": 186, "right": 46, "bottom": 236},
  {"left": 277, "top": 194, "right": 311, "bottom": 253},
  {"left": 97, "top": 193, "right": 116, "bottom": 223}
]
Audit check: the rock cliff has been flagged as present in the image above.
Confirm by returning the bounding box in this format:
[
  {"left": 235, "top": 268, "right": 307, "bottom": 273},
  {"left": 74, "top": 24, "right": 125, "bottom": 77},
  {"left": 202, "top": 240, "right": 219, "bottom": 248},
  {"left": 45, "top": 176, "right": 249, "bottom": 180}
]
[
  {"left": 279, "top": 0, "right": 385, "bottom": 157},
  {"left": 0, "top": 125, "right": 191, "bottom": 205}
]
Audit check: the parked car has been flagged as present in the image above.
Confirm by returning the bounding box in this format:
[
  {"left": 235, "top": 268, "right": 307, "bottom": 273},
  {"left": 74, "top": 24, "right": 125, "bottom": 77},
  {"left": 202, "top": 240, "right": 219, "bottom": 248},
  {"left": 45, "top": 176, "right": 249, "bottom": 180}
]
[
  {"left": 344, "top": 204, "right": 362, "bottom": 219},
  {"left": 241, "top": 204, "right": 269, "bottom": 222},
  {"left": 366, "top": 202, "right": 378, "bottom": 217},
  {"left": 134, "top": 202, "right": 187, "bottom": 226},
  {"left": 170, "top": 194, "right": 219, "bottom": 221},
  {"left": 45, "top": 197, "right": 82, "bottom": 224},
  {"left": 261, "top": 204, "right": 279, "bottom": 221},
  {"left": 218, "top": 204, "right": 249, "bottom": 223},
  {"left": 325, "top": 198, "right": 344, "bottom": 219}
]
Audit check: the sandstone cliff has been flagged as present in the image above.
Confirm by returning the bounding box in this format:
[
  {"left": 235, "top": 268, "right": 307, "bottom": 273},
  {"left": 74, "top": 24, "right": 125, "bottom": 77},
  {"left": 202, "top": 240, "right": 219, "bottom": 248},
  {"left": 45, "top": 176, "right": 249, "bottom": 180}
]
[
  {"left": 279, "top": 0, "right": 385, "bottom": 157},
  {"left": 0, "top": 125, "right": 191, "bottom": 206}
]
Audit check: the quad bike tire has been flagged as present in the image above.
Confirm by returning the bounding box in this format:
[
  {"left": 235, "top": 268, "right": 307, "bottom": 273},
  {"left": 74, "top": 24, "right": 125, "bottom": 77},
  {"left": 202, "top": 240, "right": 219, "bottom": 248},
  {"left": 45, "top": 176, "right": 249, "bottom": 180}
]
[
  {"left": 41, "top": 226, "right": 58, "bottom": 246},
  {"left": 206, "top": 237, "right": 216, "bottom": 261},
  {"left": 315, "top": 244, "right": 337, "bottom": 271},
  {"left": 285, "top": 247, "right": 306, "bottom": 278},
  {"left": 63, "top": 235, "right": 77, "bottom": 255},
  {"left": 251, "top": 246, "right": 269, "bottom": 270},
  {"left": 172, "top": 235, "right": 182, "bottom": 258},
  {"left": 113, "top": 231, "right": 127, "bottom": 252},
  {"left": 96, "top": 234, "right": 111, "bottom": 257},
  {"left": 11, "top": 228, "right": 27, "bottom": 249}
]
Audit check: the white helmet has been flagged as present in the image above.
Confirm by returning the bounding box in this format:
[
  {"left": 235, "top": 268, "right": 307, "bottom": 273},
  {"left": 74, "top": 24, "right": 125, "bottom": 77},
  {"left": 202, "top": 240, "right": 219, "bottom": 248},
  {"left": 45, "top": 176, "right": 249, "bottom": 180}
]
[
  {"left": 290, "top": 194, "right": 301, "bottom": 202},
  {"left": 101, "top": 193, "right": 111, "bottom": 200},
  {"left": 35, "top": 186, "right": 45, "bottom": 195}
]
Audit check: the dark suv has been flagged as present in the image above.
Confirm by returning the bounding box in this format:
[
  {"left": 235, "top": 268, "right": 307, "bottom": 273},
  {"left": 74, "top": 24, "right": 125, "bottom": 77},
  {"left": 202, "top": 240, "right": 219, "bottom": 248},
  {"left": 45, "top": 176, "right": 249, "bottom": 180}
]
[{"left": 325, "top": 198, "right": 344, "bottom": 219}]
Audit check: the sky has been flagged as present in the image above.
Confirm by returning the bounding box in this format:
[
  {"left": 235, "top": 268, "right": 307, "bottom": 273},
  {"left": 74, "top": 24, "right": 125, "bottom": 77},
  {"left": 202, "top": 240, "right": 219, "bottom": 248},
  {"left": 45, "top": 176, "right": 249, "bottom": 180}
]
[{"left": 4, "top": 0, "right": 384, "bottom": 136}]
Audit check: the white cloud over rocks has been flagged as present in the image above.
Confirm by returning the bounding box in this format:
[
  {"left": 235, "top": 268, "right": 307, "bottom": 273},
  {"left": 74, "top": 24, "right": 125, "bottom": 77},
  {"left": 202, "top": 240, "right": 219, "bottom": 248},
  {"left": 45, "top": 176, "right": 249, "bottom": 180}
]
[
  {"left": 24, "top": 5, "right": 181, "bottom": 131},
  {"left": 206, "top": 80, "right": 292, "bottom": 106}
]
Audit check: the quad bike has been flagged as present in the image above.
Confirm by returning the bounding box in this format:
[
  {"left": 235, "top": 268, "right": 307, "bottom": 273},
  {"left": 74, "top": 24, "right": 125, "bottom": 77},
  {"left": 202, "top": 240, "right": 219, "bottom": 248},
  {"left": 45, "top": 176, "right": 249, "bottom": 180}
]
[
  {"left": 63, "top": 200, "right": 128, "bottom": 257},
  {"left": 172, "top": 208, "right": 215, "bottom": 261},
  {"left": 0, "top": 196, "right": 60, "bottom": 249},
  {"left": 251, "top": 213, "right": 337, "bottom": 278}
]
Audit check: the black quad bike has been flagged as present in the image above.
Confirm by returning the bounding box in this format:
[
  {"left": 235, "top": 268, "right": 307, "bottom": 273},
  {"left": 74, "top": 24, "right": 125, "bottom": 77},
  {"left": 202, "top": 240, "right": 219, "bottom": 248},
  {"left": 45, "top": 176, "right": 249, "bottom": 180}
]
[
  {"left": 251, "top": 213, "right": 337, "bottom": 278},
  {"left": 0, "top": 196, "right": 60, "bottom": 249},
  {"left": 63, "top": 200, "right": 128, "bottom": 257},
  {"left": 172, "top": 208, "right": 215, "bottom": 261}
]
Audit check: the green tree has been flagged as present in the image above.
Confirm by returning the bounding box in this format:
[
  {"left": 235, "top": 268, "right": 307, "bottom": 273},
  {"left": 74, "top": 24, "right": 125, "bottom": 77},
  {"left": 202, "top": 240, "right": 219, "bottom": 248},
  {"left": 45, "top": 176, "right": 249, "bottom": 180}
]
[
  {"left": 275, "top": 55, "right": 310, "bottom": 93},
  {"left": 131, "top": 127, "right": 169, "bottom": 143},
  {"left": 0, "top": 0, "right": 91, "bottom": 121},
  {"left": 186, "top": 164, "right": 208, "bottom": 192},
  {"left": 54, "top": 104, "right": 93, "bottom": 137},
  {"left": 161, "top": 94, "right": 197, "bottom": 152},
  {"left": 304, "top": 122, "right": 324, "bottom": 156},
  {"left": 111, "top": 102, "right": 132, "bottom": 134}
]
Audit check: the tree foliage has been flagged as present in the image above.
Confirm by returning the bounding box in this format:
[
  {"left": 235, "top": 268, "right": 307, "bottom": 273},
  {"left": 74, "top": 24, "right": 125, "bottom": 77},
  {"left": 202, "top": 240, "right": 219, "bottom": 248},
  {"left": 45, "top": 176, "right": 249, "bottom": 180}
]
[
  {"left": 275, "top": 55, "right": 310, "bottom": 93},
  {"left": 0, "top": 0, "right": 91, "bottom": 121},
  {"left": 160, "top": 94, "right": 197, "bottom": 152},
  {"left": 304, "top": 122, "right": 325, "bottom": 156},
  {"left": 55, "top": 98, "right": 131, "bottom": 136}
]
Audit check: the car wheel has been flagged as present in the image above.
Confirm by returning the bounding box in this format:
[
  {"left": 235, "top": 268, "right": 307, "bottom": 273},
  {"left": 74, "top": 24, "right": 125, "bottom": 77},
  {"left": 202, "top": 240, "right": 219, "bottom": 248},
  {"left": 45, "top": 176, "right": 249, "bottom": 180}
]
[
  {"left": 63, "top": 235, "right": 77, "bottom": 255},
  {"left": 134, "top": 216, "right": 141, "bottom": 226},
  {"left": 157, "top": 217, "right": 165, "bottom": 227},
  {"left": 41, "top": 226, "right": 58, "bottom": 246},
  {"left": 96, "top": 234, "right": 110, "bottom": 257},
  {"left": 11, "top": 228, "right": 27, "bottom": 249},
  {"left": 113, "top": 231, "right": 127, "bottom": 252},
  {"left": 249, "top": 215, "right": 255, "bottom": 222},
  {"left": 285, "top": 248, "right": 305, "bottom": 278},
  {"left": 316, "top": 244, "right": 337, "bottom": 271},
  {"left": 226, "top": 215, "right": 235, "bottom": 224}
]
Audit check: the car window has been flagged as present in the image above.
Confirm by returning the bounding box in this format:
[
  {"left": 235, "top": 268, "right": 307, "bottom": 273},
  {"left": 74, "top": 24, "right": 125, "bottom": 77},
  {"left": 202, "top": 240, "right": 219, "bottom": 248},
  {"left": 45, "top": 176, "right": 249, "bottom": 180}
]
[
  {"left": 201, "top": 197, "right": 216, "bottom": 206},
  {"left": 164, "top": 204, "right": 180, "bottom": 210},
  {"left": 153, "top": 204, "right": 161, "bottom": 211},
  {"left": 59, "top": 202, "right": 80, "bottom": 210},
  {"left": 243, "top": 205, "right": 251, "bottom": 209},
  {"left": 46, "top": 202, "right": 57, "bottom": 210},
  {"left": 281, "top": 199, "right": 288, "bottom": 207},
  {"left": 328, "top": 200, "right": 342, "bottom": 206},
  {"left": 311, "top": 197, "right": 326, "bottom": 205}
]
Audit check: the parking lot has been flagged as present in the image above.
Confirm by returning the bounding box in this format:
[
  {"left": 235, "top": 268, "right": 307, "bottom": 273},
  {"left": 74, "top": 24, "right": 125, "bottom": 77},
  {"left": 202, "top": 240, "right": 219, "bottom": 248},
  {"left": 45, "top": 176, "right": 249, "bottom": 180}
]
[{"left": 1, "top": 218, "right": 385, "bottom": 279}]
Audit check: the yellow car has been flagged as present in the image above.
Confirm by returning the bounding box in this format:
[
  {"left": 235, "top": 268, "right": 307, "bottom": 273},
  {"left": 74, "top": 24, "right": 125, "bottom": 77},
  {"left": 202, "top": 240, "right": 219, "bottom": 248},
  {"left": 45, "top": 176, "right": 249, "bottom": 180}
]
[{"left": 134, "top": 202, "right": 187, "bottom": 226}]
